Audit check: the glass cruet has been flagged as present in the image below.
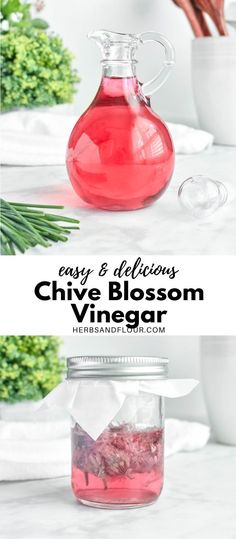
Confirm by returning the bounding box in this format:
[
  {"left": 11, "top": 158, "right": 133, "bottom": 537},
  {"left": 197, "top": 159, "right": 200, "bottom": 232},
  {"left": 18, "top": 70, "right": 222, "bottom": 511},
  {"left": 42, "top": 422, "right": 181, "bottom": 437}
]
[{"left": 66, "top": 30, "right": 175, "bottom": 211}]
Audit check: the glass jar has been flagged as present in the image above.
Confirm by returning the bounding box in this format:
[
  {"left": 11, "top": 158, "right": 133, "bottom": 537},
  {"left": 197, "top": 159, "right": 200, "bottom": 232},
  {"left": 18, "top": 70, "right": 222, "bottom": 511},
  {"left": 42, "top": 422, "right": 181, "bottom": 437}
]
[{"left": 67, "top": 356, "right": 168, "bottom": 509}]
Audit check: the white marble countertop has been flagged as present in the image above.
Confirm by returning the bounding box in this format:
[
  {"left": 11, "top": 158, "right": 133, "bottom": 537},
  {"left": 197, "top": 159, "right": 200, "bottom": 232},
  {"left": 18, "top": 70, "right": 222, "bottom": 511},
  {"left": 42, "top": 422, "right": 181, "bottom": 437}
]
[
  {"left": 1, "top": 443, "right": 236, "bottom": 539},
  {"left": 1, "top": 145, "right": 236, "bottom": 255}
]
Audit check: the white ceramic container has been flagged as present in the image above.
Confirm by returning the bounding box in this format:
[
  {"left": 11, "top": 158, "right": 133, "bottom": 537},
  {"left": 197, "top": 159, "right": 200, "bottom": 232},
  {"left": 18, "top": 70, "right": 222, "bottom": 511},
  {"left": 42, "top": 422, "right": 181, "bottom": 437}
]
[
  {"left": 192, "top": 37, "right": 236, "bottom": 145},
  {"left": 201, "top": 337, "right": 236, "bottom": 445}
]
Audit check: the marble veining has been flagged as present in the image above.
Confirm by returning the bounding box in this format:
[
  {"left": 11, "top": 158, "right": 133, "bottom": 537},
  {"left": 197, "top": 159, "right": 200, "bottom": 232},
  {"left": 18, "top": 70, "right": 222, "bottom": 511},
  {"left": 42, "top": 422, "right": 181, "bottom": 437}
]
[
  {"left": 0, "top": 444, "right": 236, "bottom": 539},
  {"left": 1, "top": 146, "right": 236, "bottom": 255}
]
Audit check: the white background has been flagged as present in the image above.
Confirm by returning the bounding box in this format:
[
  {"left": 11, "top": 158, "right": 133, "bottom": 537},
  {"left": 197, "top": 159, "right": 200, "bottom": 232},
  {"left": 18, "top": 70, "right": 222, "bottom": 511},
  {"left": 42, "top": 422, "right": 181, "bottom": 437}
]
[{"left": 41, "top": 0, "right": 234, "bottom": 125}]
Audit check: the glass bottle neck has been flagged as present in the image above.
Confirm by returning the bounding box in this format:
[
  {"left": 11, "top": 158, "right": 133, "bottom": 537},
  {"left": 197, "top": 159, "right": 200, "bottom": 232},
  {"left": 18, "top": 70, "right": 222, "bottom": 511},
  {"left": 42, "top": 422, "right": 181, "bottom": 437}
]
[{"left": 102, "top": 60, "right": 137, "bottom": 78}]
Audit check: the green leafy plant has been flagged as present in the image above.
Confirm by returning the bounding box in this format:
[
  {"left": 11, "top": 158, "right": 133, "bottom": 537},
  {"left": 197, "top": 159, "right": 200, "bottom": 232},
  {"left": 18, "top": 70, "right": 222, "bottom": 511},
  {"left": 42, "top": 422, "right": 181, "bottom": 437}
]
[
  {"left": 0, "top": 0, "right": 49, "bottom": 31},
  {"left": 0, "top": 0, "right": 80, "bottom": 111},
  {"left": 0, "top": 336, "right": 64, "bottom": 402}
]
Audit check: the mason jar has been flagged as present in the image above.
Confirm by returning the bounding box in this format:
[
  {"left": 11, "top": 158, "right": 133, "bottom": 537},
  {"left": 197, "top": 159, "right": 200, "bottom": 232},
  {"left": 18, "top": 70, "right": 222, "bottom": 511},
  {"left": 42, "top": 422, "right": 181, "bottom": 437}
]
[{"left": 67, "top": 356, "right": 168, "bottom": 509}]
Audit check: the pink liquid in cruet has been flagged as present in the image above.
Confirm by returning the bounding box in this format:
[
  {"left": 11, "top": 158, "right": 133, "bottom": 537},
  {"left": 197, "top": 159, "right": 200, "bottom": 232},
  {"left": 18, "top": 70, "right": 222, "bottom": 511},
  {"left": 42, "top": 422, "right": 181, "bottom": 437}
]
[
  {"left": 71, "top": 422, "right": 164, "bottom": 507},
  {"left": 66, "top": 77, "right": 174, "bottom": 211}
]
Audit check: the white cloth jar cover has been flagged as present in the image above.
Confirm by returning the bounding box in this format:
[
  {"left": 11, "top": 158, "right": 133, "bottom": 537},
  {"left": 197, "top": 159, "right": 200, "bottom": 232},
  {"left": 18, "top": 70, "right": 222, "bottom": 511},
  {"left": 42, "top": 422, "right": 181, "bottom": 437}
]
[{"left": 41, "top": 379, "right": 198, "bottom": 440}]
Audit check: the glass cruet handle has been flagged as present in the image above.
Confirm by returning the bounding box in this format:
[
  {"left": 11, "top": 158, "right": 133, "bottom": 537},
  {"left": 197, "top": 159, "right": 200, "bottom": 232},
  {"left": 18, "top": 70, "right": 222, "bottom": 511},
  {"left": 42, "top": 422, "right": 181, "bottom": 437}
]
[{"left": 138, "top": 31, "right": 175, "bottom": 97}]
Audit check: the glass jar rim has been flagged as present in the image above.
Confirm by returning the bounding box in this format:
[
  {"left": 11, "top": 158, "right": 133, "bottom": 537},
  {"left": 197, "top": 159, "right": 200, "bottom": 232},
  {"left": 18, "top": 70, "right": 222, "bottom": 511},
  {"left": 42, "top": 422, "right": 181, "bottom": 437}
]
[{"left": 67, "top": 356, "right": 168, "bottom": 380}]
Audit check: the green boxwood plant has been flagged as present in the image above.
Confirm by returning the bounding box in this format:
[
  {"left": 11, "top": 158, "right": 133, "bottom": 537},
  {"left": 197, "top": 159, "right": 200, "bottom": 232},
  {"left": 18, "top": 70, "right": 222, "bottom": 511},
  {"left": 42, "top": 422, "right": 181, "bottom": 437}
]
[
  {"left": 0, "top": 336, "right": 64, "bottom": 402},
  {"left": 0, "top": 0, "right": 80, "bottom": 112}
]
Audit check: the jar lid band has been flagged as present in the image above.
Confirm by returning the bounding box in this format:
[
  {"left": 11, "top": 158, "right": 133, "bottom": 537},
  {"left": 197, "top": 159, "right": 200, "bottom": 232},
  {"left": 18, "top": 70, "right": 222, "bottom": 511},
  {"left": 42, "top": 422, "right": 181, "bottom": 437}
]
[{"left": 67, "top": 356, "right": 168, "bottom": 379}]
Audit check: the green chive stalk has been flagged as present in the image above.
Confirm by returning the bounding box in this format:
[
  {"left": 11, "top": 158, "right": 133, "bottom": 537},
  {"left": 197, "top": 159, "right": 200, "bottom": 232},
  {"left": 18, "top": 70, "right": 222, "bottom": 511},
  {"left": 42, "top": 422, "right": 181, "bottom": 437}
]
[{"left": 0, "top": 199, "right": 80, "bottom": 255}]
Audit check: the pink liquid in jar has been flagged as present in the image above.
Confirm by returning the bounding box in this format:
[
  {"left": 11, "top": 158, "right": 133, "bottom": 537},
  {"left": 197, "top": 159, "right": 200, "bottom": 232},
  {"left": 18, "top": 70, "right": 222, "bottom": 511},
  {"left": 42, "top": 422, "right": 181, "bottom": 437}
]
[
  {"left": 66, "top": 77, "right": 174, "bottom": 211},
  {"left": 71, "top": 423, "right": 164, "bottom": 508}
]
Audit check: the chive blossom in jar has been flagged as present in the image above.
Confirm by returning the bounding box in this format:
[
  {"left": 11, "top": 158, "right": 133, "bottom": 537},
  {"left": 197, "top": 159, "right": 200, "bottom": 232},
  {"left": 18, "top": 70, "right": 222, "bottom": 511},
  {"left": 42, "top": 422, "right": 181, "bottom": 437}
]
[{"left": 68, "top": 356, "right": 166, "bottom": 509}]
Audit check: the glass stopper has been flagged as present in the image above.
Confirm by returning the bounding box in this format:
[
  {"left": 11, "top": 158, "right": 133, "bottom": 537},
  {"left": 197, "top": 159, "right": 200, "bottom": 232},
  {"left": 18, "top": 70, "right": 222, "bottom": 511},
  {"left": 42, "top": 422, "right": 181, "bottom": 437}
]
[{"left": 178, "top": 175, "right": 228, "bottom": 218}]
